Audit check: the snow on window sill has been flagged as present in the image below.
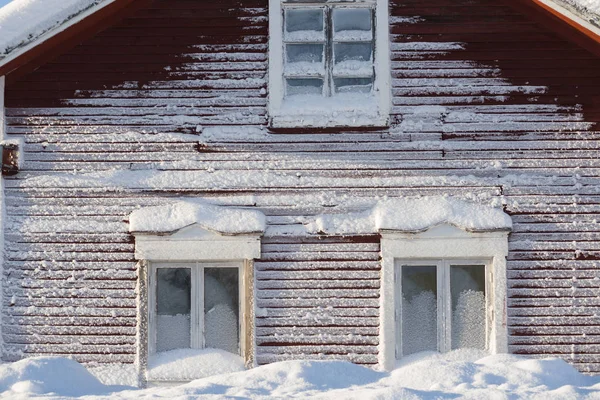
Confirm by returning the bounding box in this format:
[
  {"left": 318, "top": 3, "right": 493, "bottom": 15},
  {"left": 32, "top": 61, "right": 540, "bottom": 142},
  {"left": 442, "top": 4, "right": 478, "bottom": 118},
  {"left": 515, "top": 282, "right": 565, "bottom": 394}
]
[
  {"left": 270, "top": 93, "right": 389, "bottom": 129},
  {"left": 146, "top": 348, "right": 245, "bottom": 383}
]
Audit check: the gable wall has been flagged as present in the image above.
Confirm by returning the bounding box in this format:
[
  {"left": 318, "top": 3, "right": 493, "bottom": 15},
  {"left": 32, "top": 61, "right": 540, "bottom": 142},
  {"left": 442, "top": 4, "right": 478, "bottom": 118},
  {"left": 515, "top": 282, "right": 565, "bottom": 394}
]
[{"left": 2, "top": 0, "right": 600, "bottom": 372}]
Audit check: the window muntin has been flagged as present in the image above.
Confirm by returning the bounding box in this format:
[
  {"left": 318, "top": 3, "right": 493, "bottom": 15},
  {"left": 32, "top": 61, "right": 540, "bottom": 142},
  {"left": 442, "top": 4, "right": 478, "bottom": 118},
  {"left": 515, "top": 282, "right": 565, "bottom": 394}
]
[
  {"left": 150, "top": 263, "right": 241, "bottom": 356},
  {"left": 283, "top": 4, "right": 374, "bottom": 98},
  {"left": 395, "top": 260, "right": 488, "bottom": 358}
]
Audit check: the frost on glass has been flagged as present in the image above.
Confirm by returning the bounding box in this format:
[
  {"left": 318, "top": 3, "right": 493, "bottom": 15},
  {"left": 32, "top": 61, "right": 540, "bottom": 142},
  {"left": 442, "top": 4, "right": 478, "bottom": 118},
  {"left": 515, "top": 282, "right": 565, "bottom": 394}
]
[
  {"left": 332, "top": 8, "right": 373, "bottom": 41},
  {"left": 334, "top": 77, "right": 373, "bottom": 94},
  {"left": 286, "top": 43, "right": 324, "bottom": 64},
  {"left": 156, "top": 268, "right": 191, "bottom": 352},
  {"left": 286, "top": 78, "right": 323, "bottom": 96},
  {"left": 285, "top": 61, "right": 325, "bottom": 77},
  {"left": 334, "top": 43, "right": 372, "bottom": 63},
  {"left": 332, "top": 60, "right": 373, "bottom": 77},
  {"left": 285, "top": 8, "right": 324, "bottom": 42},
  {"left": 401, "top": 266, "right": 437, "bottom": 356},
  {"left": 204, "top": 268, "right": 239, "bottom": 355},
  {"left": 450, "top": 265, "right": 486, "bottom": 350}
]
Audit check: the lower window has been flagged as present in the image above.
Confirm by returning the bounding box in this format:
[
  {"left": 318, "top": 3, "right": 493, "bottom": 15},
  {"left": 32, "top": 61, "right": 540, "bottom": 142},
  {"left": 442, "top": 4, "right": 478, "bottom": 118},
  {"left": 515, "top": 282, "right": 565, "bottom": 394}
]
[
  {"left": 395, "top": 260, "right": 489, "bottom": 358},
  {"left": 149, "top": 262, "right": 242, "bottom": 356}
]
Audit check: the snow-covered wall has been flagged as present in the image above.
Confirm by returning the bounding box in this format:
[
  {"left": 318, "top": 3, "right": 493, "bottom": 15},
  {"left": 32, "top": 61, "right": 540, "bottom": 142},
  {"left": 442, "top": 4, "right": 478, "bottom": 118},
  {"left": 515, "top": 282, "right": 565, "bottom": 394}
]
[{"left": 0, "top": 0, "right": 599, "bottom": 374}]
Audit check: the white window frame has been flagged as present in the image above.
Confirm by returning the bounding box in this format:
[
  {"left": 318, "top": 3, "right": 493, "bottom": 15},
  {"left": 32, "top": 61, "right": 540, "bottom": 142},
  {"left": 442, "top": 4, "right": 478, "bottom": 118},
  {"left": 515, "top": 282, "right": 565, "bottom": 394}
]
[
  {"left": 380, "top": 225, "right": 509, "bottom": 371},
  {"left": 148, "top": 261, "right": 245, "bottom": 357},
  {"left": 268, "top": 0, "right": 391, "bottom": 128},
  {"left": 132, "top": 224, "right": 261, "bottom": 385},
  {"left": 394, "top": 259, "right": 491, "bottom": 359}
]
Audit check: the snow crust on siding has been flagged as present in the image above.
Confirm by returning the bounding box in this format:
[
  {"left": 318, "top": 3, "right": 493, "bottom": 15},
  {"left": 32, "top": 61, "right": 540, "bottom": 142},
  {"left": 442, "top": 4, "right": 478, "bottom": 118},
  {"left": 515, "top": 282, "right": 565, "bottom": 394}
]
[
  {"left": 308, "top": 197, "right": 512, "bottom": 235},
  {"left": 129, "top": 200, "right": 266, "bottom": 235},
  {"left": 0, "top": 0, "right": 109, "bottom": 56}
]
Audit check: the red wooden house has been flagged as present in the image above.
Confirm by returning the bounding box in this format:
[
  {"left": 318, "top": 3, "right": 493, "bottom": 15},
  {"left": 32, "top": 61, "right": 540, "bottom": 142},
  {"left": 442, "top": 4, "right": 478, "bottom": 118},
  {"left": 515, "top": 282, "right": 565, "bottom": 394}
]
[{"left": 0, "top": 0, "right": 599, "bottom": 386}]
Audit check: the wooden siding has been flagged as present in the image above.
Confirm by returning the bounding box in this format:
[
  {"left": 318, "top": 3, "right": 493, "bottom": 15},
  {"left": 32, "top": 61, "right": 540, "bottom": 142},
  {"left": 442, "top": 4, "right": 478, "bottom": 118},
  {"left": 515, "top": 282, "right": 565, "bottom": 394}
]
[{"left": 2, "top": 0, "right": 600, "bottom": 373}]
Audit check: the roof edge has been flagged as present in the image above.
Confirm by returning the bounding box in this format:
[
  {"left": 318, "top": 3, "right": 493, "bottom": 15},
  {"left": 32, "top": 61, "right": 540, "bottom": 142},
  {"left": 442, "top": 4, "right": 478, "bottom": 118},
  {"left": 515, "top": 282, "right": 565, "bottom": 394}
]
[
  {"left": 0, "top": 0, "right": 139, "bottom": 78},
  {"left": 536, "top": 0, "right": 600, "bottom": 42},
  {"left": 0, "top": 1, "right": 116, "bottom": 74}
]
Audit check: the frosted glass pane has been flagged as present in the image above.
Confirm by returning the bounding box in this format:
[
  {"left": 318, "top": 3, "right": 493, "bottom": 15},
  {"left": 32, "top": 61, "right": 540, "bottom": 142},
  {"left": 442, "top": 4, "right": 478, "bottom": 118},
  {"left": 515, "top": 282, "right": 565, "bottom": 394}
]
[
  {"left": 450, "top": 265, "right": 486, "bottom": 350},
  {"left": 285, "top": 9, "right": 324, "bottom": 41},
  {"left": 204, "top": 268, "right": 239, "bottom": 354},
  {"left": 286, "top": 44, "right": 324, "bottom": 64},
  {"left": 334, "top": 78, "right": 373, "bottom": 94},
  {"left": 333, "top": 9, "right": 372, "bottom": 41},
  {"left": 156, "top": 268, "right": 191, "bottom": 352},
  {"left": 334, "top": 43, "right": 372, "bottom": 64},
  {"left": 402, "top": 266, "right": 437, "bottom": 356},
  {"left": 286, "top": 78, "right": 323, "bottom": 96}
]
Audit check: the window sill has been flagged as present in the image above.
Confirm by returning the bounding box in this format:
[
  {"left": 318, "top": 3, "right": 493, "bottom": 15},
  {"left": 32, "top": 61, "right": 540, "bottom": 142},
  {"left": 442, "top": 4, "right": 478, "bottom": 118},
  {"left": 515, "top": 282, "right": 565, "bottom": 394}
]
[
  {"left": 270, "top": 112, "right": 389, "bottom": 129},
  {"left": 269, "top": 93, "right": 389, "bottom": 129}
]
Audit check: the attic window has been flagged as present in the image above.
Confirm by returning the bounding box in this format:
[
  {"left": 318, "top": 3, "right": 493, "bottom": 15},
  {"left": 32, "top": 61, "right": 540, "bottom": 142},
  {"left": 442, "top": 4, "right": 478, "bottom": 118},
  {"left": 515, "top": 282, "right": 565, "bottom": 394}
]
[
  {"left": 268, "top": 0, "right": 391, "bottom": 129},
  {"left": 284, "top": 7, "right": 374, "bottom": 96}
]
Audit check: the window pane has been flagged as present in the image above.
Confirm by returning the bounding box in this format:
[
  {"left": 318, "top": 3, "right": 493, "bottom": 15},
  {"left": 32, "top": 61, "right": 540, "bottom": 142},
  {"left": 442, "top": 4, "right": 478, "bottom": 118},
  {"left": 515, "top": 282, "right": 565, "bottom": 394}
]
[
  {"left": 334, "top": 77, "right": 373, "bottom": 94},
  {"left": 285, "top": 61, "right": 325, "bottom": 77},
  {"left": 286, "top": 43, "right": 324, "bottom": 64},
  {"left": 285, "top": 9, "right": 324, "bottom": 41},
  {"left": 286, "top": 78, "right": 323, "bottom": 96},
  {"left": 333, "top": 8, "right": 373, "bottom": 41},
  {"left": 450, "top": 265, "right": 486, "bottom": 350},
  {"left": 204, "top": 268, "right": 239, "bottom": 354},
  {"left": 156, "top": 268, "right": 191, "bottom": 352},
  {"left": 334, "top": 42, "right": 373, "bottom": 64},
  {"left": 333, "top": 61, "right": 373, "bottom": 78},
  {"left": 401, "top": 266, "right": 437, "bottom": 356}
]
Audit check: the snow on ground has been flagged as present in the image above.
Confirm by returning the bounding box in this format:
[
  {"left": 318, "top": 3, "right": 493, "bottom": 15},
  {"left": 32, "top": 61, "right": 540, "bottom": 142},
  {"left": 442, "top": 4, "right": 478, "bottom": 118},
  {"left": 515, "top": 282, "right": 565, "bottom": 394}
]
[
  {"left": 0, "top": 0, "right": 108, "bottom": 55},
  {"left": 2, "top": 350, "right": 600, "bottom": 399}
]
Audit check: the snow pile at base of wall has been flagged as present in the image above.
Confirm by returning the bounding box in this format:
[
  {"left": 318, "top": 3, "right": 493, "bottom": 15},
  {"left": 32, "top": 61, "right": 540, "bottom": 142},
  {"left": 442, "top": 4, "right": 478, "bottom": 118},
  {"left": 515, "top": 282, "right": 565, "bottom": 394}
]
[
  {"left": 0, "top": 356, "right": 127, "bottom": 397},
  {"left": 147, "top": 348, "right": 245, "bottom": 382},
  {"left": 3, "top": 351, "right": 600, "bottom": 398},
  {"left": 0, "top": 0, "right": 108, "bottom": 55},
  {"left": 87, "top": 363, "right": 138, "bottom": 387},
  {"left": 129, "top": 200, "right": 266, "bottom": 235},
  {"left": 309, "top": 197, "right": 512, "bottom": 235}
]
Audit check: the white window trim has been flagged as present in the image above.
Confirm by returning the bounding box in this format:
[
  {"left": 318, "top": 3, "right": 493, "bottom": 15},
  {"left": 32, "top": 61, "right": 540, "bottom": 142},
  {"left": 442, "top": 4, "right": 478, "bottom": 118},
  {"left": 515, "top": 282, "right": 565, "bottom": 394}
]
[
  {"left": 148, "top": 261, "right": 246, "bottom": 357},
  {"left": 134, "top": 230, "right": 261, "bottom": 261},
  {"left": 132, "top": 224, "right": 260, "bottom": 385},
  {"left": 394, "top": 259, "right": 491, "bottom": 358},
  {"left": 268, "top": 0, "right": 391, "bottom": 128},
  {"left": 380, "top": 224, "right": 509, "bottom": 371}
]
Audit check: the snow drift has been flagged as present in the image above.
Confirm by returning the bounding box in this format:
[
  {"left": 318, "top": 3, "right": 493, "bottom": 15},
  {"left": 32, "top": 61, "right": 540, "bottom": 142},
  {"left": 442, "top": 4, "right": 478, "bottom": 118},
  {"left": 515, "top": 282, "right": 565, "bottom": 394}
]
[
  {"left": 0, "top": 357, "right": 124, "bottom": 397},
  {"left": 2, "top": 351, "right": 600, "bottom": 399}
]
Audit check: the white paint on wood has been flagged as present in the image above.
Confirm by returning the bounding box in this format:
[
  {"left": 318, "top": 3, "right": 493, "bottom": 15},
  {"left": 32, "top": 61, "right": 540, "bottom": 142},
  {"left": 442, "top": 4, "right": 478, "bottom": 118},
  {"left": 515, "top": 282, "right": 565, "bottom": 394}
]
[{"left": 134, "top": 225, "right": 261, "bottom": 261}]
